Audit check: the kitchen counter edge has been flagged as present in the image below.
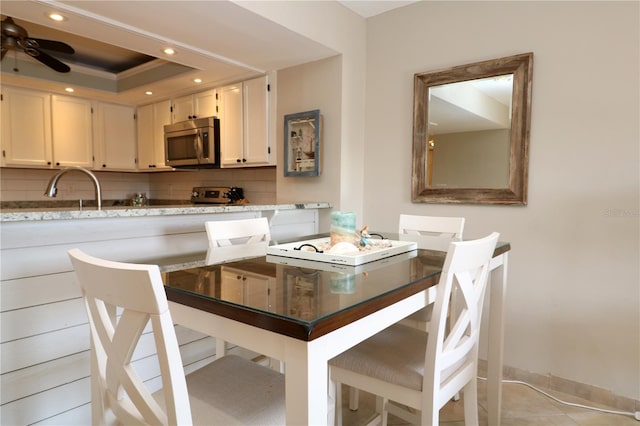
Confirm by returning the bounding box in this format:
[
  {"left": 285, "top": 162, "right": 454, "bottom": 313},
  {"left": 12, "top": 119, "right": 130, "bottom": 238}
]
[{"left": 0, "top": 202, "right": 333, "bottom": 222}]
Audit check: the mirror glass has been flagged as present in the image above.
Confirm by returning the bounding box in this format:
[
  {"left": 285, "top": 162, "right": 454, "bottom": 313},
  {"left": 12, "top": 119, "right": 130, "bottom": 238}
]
[{"left": 412, "top": 53, "right": 533, "bottom": 205}]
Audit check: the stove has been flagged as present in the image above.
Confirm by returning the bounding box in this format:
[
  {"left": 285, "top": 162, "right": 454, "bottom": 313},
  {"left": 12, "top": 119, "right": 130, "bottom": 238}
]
[{"left": 191, "top": 187, "right": 244, "bottom": 204}]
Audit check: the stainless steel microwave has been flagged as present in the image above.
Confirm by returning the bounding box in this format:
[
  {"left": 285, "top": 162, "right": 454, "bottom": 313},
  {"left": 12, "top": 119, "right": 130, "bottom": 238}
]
[{"left": 164, "top": 116, "right": 220, "bottom": 168}]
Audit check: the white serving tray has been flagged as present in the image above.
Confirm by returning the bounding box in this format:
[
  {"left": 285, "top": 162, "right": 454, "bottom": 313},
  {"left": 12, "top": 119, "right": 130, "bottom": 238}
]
[
  {"left": 266, "top": 249, "right": 417, "bottom": 273},
  {"left": 266, "top": 237, "right": 417, "bottom": 266}
]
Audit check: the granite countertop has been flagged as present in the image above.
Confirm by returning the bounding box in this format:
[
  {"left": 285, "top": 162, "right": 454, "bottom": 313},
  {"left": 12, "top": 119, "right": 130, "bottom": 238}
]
[{"left": 0, "top": 201, "right": 332, "bottom": 222}]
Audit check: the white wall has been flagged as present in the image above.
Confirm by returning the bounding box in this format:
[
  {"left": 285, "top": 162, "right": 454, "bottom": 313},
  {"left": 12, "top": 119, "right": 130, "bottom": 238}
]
[
  {"left": 236, "top": 0, "right": 367, "bottom": 219},
  {"left": 276, "top": 55, "right": 342, "bottom": 230},
  {"left": 362, "top": 1, "right": 639, "bottom": 400}
]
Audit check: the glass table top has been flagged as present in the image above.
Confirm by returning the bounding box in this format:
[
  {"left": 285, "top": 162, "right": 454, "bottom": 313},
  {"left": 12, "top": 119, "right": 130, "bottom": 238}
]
[{"left": 160, "top": 233, "right": 509, "bottom": 340}]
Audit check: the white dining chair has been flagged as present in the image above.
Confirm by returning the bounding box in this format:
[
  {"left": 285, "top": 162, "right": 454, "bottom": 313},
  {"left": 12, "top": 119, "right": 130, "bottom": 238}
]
[
  {"left": 346, "top": 214, "right": 467, "bottom": 411},
  {"left": 330, "top": 232, "right": 499, "bottom": 426},
  {"left": 68, "top": 248, "right": 285, "bottom": 426},
  {"left": 205, "top": 217, "right": 271, "bottom": 358}
]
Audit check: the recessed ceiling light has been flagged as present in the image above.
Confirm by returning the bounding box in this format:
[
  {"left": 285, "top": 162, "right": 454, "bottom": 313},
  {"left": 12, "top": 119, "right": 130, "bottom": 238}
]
[
  {"left": 145, "top": 91, "right": 153, "bottom": 95},
  {"left": 48, "top": 13, "right": 65, "bottom": 22},
  {"left": 65, "top": 87, "right": 74, "bottom": 93},
  {"left": 193, "top": 78, "right": 202, "bottom": 84},
  {"left": 163, "top": 48, "right": 176, "bottom": 56}
]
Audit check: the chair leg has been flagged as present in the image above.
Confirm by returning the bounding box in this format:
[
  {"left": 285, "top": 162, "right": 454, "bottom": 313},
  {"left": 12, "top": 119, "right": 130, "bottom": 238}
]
[
  {"left": 463, "top": 378, "right": 479, "bottom": 426},
  {"left": 335, "top": 382, "right": 344, "bottom": 426},
  {"left": 215, "top": 337, "right": 227, "bottom": 359},
  {"left": 380, "top": 397, "right": 389, "bottom": 426},
  {"left": 349, "top": 387, "right": 359, "bottom": 410},
  {"left": 328, "top": 375, "right": 337, "bottom": 426}
]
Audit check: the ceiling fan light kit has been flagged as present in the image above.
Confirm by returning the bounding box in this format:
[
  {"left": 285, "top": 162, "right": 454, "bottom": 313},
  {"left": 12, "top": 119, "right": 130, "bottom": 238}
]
[{"left": 1, "top": 16, "right": 75, "bottom": 73}]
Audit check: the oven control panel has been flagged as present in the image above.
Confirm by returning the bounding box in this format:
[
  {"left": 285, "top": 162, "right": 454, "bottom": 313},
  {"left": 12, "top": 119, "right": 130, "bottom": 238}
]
[{"left": 191, "top": 187, "right": 244, "bottom": 204}]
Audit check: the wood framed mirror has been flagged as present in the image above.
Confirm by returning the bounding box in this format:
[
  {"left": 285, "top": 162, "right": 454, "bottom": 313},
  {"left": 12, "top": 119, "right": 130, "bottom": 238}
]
[{"left": 412, "top": 53, "right": 533, "bottom": 205}]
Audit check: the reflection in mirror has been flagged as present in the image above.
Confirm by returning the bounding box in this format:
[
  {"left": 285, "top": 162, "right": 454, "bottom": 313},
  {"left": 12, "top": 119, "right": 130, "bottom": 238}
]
[
  {"left": 429, "top": 75, "right": 513, "bottom": 188},
  {"left": 412, "top": 53, "right": 533, "bottom": 205}
]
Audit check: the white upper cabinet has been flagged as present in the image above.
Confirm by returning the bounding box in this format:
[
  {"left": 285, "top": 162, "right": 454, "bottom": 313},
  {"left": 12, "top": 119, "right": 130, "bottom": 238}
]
[
  {"left": 172, "top": 89, "right": 216, "bottom": 122},
  {"left": 218, "top": 83, "right": 243, "bottom": 166},
  {"left": 243, "top": 76, "right": 271, "bottom": 166},
  {"left": 137, "top": 100, "right": 173, "bottom": 170},
  {"left": 51, "top": 95, "right": 94, "bottom": 168},
  {"left": 1, "top": 86, "right": 53, "bottom": 167},
  {"left": 218, "top": 75, "right": 272, "bottom": 168},
  {"left": 94, "top": 102, "right": 137, "bottom": 171},
  {"left": 194, "top": 90, "right": 217, "bottom": 118},
  {"left": 1, "top": 87, "right": 94, "bottom": 169}
]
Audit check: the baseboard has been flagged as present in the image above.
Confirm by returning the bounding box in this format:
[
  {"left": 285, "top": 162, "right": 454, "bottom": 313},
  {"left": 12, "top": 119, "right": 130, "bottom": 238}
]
[{"left": 477, "top": 359, "right": 639, "bottom": 413}]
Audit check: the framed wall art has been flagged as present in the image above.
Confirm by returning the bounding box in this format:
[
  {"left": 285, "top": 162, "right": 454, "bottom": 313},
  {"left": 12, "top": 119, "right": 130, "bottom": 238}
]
[{"left": 284, "top": 109, "right": 321, "bottom": 176}]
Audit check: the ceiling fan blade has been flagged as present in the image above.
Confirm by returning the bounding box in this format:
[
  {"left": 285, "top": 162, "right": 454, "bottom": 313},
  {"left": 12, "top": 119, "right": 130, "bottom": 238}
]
[
  {"left": 29, "top": 38, "right": 75, "bottom": 54},
  {"left": 25, "top": 47, "right": 70, "bottom": 73}
]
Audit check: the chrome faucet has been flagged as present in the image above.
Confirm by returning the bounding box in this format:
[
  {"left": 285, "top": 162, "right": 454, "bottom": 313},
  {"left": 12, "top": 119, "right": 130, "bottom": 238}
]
[{"left": 44, "top": 166, "right": 102, "bottom": 211}]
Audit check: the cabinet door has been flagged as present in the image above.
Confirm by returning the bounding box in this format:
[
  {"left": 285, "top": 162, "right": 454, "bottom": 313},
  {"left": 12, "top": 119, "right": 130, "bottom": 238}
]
[
  {"left": 243, "top": 76, "right": 270, "bottom": 166},
  {"left": 51, "top": 95, "right": 94, "bottom": 168},
  {"left": 1, "top": 87, "right": 52, "bottom": 167},
  {"left": 95, "top": 103, "right": 137, "bottom": 170},
  {"left": 137, "top": 100, "right": 172, "bottom": 170},
  {"left": 218, "top": 83, "right": 244, "bottom": 167},
  {"left": 136, "top": 104, "right": 154, "bottom": 169},
  {"left": 193, "top": 89, "right": 216, "bottom": 118},
  {"left": 220, "top": 268, "right": 244, "bottom": 304},
  {"left": 172, "top": 94, "right": 194, "bottom": 122},
  {"left": 153, "top": 100, "right": 172, "bottom": 168},
  {"left": 220, "top": 267, "right": 272, "bottom": 310},
  {"left": 244, "top": 274, "right": 273, "bottom": 311}
]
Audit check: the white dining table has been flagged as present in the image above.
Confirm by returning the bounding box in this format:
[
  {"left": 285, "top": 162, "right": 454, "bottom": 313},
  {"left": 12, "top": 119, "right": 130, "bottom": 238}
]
[{"left": 162, "top": 234, "right": 509, "bottom": 425}]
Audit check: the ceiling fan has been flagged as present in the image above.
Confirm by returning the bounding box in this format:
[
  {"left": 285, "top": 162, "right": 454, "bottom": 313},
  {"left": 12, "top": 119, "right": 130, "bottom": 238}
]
[{"left": 1, "top": 16, "right": 75, "bottom": 73}]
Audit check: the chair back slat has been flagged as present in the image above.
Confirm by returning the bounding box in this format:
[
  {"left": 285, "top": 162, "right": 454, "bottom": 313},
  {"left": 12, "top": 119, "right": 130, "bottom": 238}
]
[
  {"left": 206, "top": 217, "right": 270, "bottom": 247},
  {"left": 205, "top": 217, "right": 271, "bottom": 263}
]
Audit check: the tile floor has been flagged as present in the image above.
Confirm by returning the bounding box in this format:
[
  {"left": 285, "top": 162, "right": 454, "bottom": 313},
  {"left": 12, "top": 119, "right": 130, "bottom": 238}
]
[{"left": 340, "top": 380, "right": 639, "bottom": 425}]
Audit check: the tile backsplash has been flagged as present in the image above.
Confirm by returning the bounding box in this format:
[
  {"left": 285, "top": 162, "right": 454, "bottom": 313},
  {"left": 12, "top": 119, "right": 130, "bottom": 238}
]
[{"left": 0, "top": 167, "right": 277, "bottom": 205}]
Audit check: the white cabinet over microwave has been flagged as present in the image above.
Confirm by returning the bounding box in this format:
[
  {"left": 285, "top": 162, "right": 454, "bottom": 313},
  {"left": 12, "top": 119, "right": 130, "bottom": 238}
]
[{"left": 172, "top": 89, "right": 216, "bottom": 122}]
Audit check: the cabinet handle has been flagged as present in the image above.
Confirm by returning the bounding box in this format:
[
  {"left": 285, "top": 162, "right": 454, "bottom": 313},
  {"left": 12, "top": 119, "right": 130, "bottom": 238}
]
[
  {"left": 56, "top": 162, "right": 60, "bottom": 166},
  {"left": 102, "top": 164, "right": 106, "bottom": 168},
  {"left": 236, "top": 159, "right": 241, "bottom": 163},
  {"left": 47, "top": 161, "right": 51, "bottom": 165},
  {"left": 242, "top": 158, "right": 247, "bottom": 163}
]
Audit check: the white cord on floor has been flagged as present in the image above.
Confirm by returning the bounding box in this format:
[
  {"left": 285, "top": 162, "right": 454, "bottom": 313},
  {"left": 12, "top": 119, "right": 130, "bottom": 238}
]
[{"left": 477, "top": 376, "right": 640, "bottom": 421}]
